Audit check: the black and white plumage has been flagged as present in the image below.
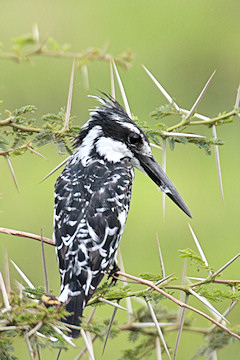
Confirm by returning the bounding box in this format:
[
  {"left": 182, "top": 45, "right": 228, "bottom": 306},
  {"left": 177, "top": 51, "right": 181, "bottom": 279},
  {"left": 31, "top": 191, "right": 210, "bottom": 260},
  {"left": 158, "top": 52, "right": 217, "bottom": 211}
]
[{"left": 54, "top": 96, "right": 191, "bottom": 337}]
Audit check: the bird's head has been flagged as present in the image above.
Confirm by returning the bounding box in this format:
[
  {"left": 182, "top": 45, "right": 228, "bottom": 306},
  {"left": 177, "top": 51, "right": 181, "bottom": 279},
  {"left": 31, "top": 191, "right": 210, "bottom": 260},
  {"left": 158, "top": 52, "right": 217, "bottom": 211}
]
[{"left": 74, "top": 95, "right": 192, "bottom": 218}]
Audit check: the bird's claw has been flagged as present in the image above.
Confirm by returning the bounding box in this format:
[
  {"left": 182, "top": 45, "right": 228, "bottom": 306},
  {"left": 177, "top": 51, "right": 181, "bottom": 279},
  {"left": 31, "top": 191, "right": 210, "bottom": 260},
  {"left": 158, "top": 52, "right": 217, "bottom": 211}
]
[{"left": 108, "top": 263, "right": 120, "bottom": 286}]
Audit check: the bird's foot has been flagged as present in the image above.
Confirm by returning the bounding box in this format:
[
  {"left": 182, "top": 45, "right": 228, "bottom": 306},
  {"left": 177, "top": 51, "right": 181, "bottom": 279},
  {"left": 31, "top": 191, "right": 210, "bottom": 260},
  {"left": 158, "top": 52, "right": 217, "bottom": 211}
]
[{"left": 108, "top": 263, "right": 120, "bottom": 286}]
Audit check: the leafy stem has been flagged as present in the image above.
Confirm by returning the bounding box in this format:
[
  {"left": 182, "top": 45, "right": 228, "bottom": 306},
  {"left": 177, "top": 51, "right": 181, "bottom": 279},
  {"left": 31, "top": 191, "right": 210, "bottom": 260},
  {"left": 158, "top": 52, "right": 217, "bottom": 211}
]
[{"left": 166, "top": 109, "right": 237, "bottom": 132}]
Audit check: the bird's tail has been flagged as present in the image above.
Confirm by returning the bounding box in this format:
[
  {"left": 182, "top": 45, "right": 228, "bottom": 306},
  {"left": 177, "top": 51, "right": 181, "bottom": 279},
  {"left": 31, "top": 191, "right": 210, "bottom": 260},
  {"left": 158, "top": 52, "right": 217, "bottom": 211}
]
[
  {"left": 63, "top": 295, "right": 85, "bottom": 338},
  {"left": 60, "top": 272, "right": 105, "bottom": 337}
]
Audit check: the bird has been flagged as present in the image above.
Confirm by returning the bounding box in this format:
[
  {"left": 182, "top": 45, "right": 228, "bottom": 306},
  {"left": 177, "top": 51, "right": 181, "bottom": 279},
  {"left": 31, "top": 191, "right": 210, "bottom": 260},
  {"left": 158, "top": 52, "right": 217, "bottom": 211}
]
[{"left": 53, "top": 95, "right": 191, "bottom": 337}]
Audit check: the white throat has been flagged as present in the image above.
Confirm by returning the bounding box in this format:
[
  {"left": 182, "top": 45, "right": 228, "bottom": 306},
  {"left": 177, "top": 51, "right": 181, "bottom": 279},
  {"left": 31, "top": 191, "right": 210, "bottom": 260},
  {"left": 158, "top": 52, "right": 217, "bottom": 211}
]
[{"left": 96, "top": 137, "right": 133, "bottom": 163}]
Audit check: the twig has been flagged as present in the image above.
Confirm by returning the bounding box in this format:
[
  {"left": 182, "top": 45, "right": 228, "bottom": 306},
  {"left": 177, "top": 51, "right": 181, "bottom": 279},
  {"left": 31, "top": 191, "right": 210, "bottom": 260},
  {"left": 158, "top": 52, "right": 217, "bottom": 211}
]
[
  {"left": 120, "top": 322, "right": 181, "bottom": 329},
  {"left": 10, "top": 260, "right": 35, "bottom": 289},
  {"left": 146, "top": 299, "right": 171, "bottom": 359},
  {"left": 63, "top": 58, "right": 75, "bottom": 131},
  {"left": 87, "top": 307, "right": 97, "bottom": 324},
  {"left": 212, "top": 124, "right": 224, "bottom": 204},
  {"left": 40, "top": 229, "right": 49, "bottom": 293},
  {"left": 75, "top": 335, "right": 97, "bottom": 360},
  {"left": 178, "top": 259, "right": 187, "bottom": 307},
  {"left": 0, "top": 117, "right": 41, "bottom": 133},
  {"left": 2, "top": 225, "right": 240, "bottom": 341},
  {"left": 118, "top": 249, "right": 133, "bottom": 320},
  {"left": 161, "top": 131, "right": 205, "bottom": 138},
  {"left": 24, "top": 332, "right": 35, "bottom": 360},
  {"left": 209, "top": 300, "right": 238, "bottom": 332},
  {"left": 81, "top": 65, "right": 89, "bottom": 89},
  {"left": 0, "top": 271, "right": 10, "bottom": 309},
  {"left": 156, "top": 233, "right": 166, "bottom": 278},
  {"left": 112, "top": 59, "right": 131, "bottom": 117},
  {"left": 98, "top": 297, "right": 126, "bottom": 310},
  {"left": 211, "top": 252, "right": 240, "bottom": 279},
  {"left": 27, "top": 321, "right": 43, "bottom": 337},
  {"left": 0, "top": 227, "right": 54, "bottom": 246},
  {"left": 188, "top": 223, "right": 209, "bottom": 270},
  {"left": 36, "top": 345, "right": 41, "bottom": 360},
  {"left": 39, "top": 157, "right": 69, "bottom": 184},
  {"left": 27, "top": 145, "right": 47, "bottom": 160},
  {"left": 0, "top": 142, "right": 46, "bottom": 159},
  {"left": 80, "top": 329, "right": 95, "bottom": 360},
  {"left": 110, "top": 58, "right": 115, "bottom": 99},
  {"left": 0, "top": 325, "right": 29, "bottom": 331},
  {"left": 162, "top": 138, "right": 166, "bottom": 221},
  {"left": 174, "top": 294, "right": 189, "bottom": 360},
  {"left": 142, "top": 65, "right": 180, "bottom": 111},
  {"left": 86, "top": 331, "right": 94, "bottom": 360},
  {"left": 50, "top": 324, "right": 76, "bottom": 347},
  {"left": 235, "top": 84, "right": 240, "bottom": 109},
  {"left": 102, "top": 301, "right": 119, "bottom": 355},
  {"left": 56, "top": 349, "right": 62, "bottom": 360},
  {"left": 155, "top": 336, "right": 162, "bottom": 360},
  {"left": 0, "top": 46, "right": 132, "bottom": 69},
  {"left": 4, "top": 247, "right": 11, "bottom": 296},
  {"left": 5, "top": 155, "right": 19, "bottom": 192},
  {"left": 184, "top": 70, "right": 216, "bottom": 122},
  {"left": 114, "top": 271, "right": 240, "bottom": 340}
]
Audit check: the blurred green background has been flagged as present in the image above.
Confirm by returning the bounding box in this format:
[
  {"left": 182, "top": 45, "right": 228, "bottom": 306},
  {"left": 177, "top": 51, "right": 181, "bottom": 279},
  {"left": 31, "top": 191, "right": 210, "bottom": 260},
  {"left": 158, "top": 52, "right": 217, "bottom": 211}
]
[{"left": 0, "top": 0, "right": 240, "bottom": 359}]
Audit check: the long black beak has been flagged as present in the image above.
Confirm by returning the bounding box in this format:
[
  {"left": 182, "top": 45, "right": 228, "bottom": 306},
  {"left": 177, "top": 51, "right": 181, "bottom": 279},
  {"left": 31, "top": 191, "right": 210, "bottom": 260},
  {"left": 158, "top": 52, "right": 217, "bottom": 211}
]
[{"left": 139, "top": 155, "right": 192, "bottom": 218}]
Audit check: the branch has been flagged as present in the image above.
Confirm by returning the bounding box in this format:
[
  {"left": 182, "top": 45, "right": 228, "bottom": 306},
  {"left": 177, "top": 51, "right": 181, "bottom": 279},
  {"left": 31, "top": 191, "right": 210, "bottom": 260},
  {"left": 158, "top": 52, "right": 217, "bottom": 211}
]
[
  {"left": 113, "top": 272, "right": 240, "bottom": 340},
  {"left": 166, "top": 109, "right": 237, "bottom": 132},
  {"left": 1, "top": 226, "right": 239, "bottom": 340},
  {"left": 0, "top": 116, "right": 41, "bottom": 133},
  {"left": 0, "top": 45, "right": 133, "bottom": 70},
  {"left": 0, "top": 227, "right": 54, "bottom": 246}
]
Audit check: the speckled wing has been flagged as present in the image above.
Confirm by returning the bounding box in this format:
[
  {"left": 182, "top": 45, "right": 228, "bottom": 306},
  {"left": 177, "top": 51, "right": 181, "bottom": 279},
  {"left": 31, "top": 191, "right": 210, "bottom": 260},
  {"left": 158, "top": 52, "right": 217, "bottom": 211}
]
[{"left": 54, "top": 155, "right": 134, "bottom": 336}]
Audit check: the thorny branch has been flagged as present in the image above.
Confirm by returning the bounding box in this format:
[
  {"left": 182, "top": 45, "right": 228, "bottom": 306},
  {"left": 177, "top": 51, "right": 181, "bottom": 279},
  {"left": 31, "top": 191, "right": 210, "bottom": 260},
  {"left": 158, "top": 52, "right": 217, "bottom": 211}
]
[
  {"left": 1, "top": 31, "right": 240, "bottom": 357},
  {"left": 0, "top": 226, "right": 239, "bottom": 343},
  {"left": 0, "top": 46, "right": 133, "bottom": 69},
  {"left": 0, "top": 25, "right": 133, "bottom": 69}
]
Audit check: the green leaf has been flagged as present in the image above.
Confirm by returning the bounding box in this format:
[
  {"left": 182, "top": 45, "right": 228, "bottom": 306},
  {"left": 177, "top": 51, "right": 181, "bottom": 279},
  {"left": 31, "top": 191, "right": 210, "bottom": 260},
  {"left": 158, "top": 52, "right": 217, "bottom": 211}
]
[
  {"left": 120, "top": 337, "right": 154, "bottom": 360},
  {"left": 194, "top": 139, "right": 211, "bottom": 155},
  {"left": 198, "top": 287, "right": 240, "bottom": 302},
  {"left": 0, "top": 135, "right": 9, "bottom": 151},
  {"left": 150, "top": 104, "right": 178, "bottom": 120},
  {"left": 13, "top": 34, "right": 35, "bottom": 47},
  {"left": 13, "top": 105, "right": 37, "bottom": 116},
  {"left": 168, "top": 137, "right": 175, "bottom": 150},
  {"left": 24, "top": 286, "right": 46, "bottom": 300},
  {"left": 47, "top": 37, "right": 60, "bottom": 51},
  {"left": 33, "top": 130, "right": 54, "bottom": 147},
  {"left": 193, "top": 331, "right": 236, "bottom": 359},
  {"left": 179, "top": 248, "right": 211, "bottom": 271},
  {"left": 175, "top": 136, "right": 188, "bottom": 144},
  {"left": 128, "top": 331, "right": 139, "bottom": 343},
  {"left": 139, "top": 273, "right": 163, "bottom": 282}
]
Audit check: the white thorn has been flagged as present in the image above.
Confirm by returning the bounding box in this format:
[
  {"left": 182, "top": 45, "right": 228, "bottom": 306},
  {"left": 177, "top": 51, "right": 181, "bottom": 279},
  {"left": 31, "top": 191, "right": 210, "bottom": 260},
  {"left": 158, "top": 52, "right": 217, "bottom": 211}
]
[{"left": 142, "top": 65, "right": 180, "bottom": 111}]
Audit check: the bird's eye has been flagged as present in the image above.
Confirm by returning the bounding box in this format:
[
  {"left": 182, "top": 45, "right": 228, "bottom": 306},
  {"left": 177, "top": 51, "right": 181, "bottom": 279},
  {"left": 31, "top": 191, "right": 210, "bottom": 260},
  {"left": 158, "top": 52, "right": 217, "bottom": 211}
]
[{"left": 128, "top": 133, "right": 141, "bottom": 145}]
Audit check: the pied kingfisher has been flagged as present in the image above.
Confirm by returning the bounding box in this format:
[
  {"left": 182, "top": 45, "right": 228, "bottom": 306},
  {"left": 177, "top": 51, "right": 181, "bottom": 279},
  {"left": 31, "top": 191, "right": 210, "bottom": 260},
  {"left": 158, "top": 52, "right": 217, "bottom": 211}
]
[{"left": 54, "top": 95, "right": 191, "bottom": 337}]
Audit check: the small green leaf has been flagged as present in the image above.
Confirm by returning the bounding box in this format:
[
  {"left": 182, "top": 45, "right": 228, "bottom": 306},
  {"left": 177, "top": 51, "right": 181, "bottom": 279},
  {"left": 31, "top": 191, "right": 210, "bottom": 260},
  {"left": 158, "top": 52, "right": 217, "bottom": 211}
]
[
  {"left": 0, "top": 135, "right": 9, "bottom": 151},
  {"left": 47, "top": 37, "right": 60, "bottom": 51},
  {"left": 128, "top": 331, "right": 139, "bottom": 343},
  {"left": 179, "top": 248, "right": 211, "bottom": 271},
  {"left": 139, "top": 273, "right": 163, "bottom": 282},
  {"left": 13, "top": 34, "right": 35, "bottom": 47},
  {"left": 150, "top": 104, "right": 178, "bottom": 120},
  {"left": 168, "top": 137, "right": 175, "bottom": 150},
  {"left": 193, "top": 331, "right": 236, "bottom": 359},
  {"left": 13, "top": 105, "right": 37, "bottom": 115}
]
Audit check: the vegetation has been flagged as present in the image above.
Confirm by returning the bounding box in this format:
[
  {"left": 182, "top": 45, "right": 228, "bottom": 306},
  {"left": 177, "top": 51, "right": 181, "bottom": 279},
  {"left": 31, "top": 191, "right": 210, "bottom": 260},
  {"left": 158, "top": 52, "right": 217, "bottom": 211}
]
[{"left": 0, "top": 26, "right": 240, "bottom": 359}]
